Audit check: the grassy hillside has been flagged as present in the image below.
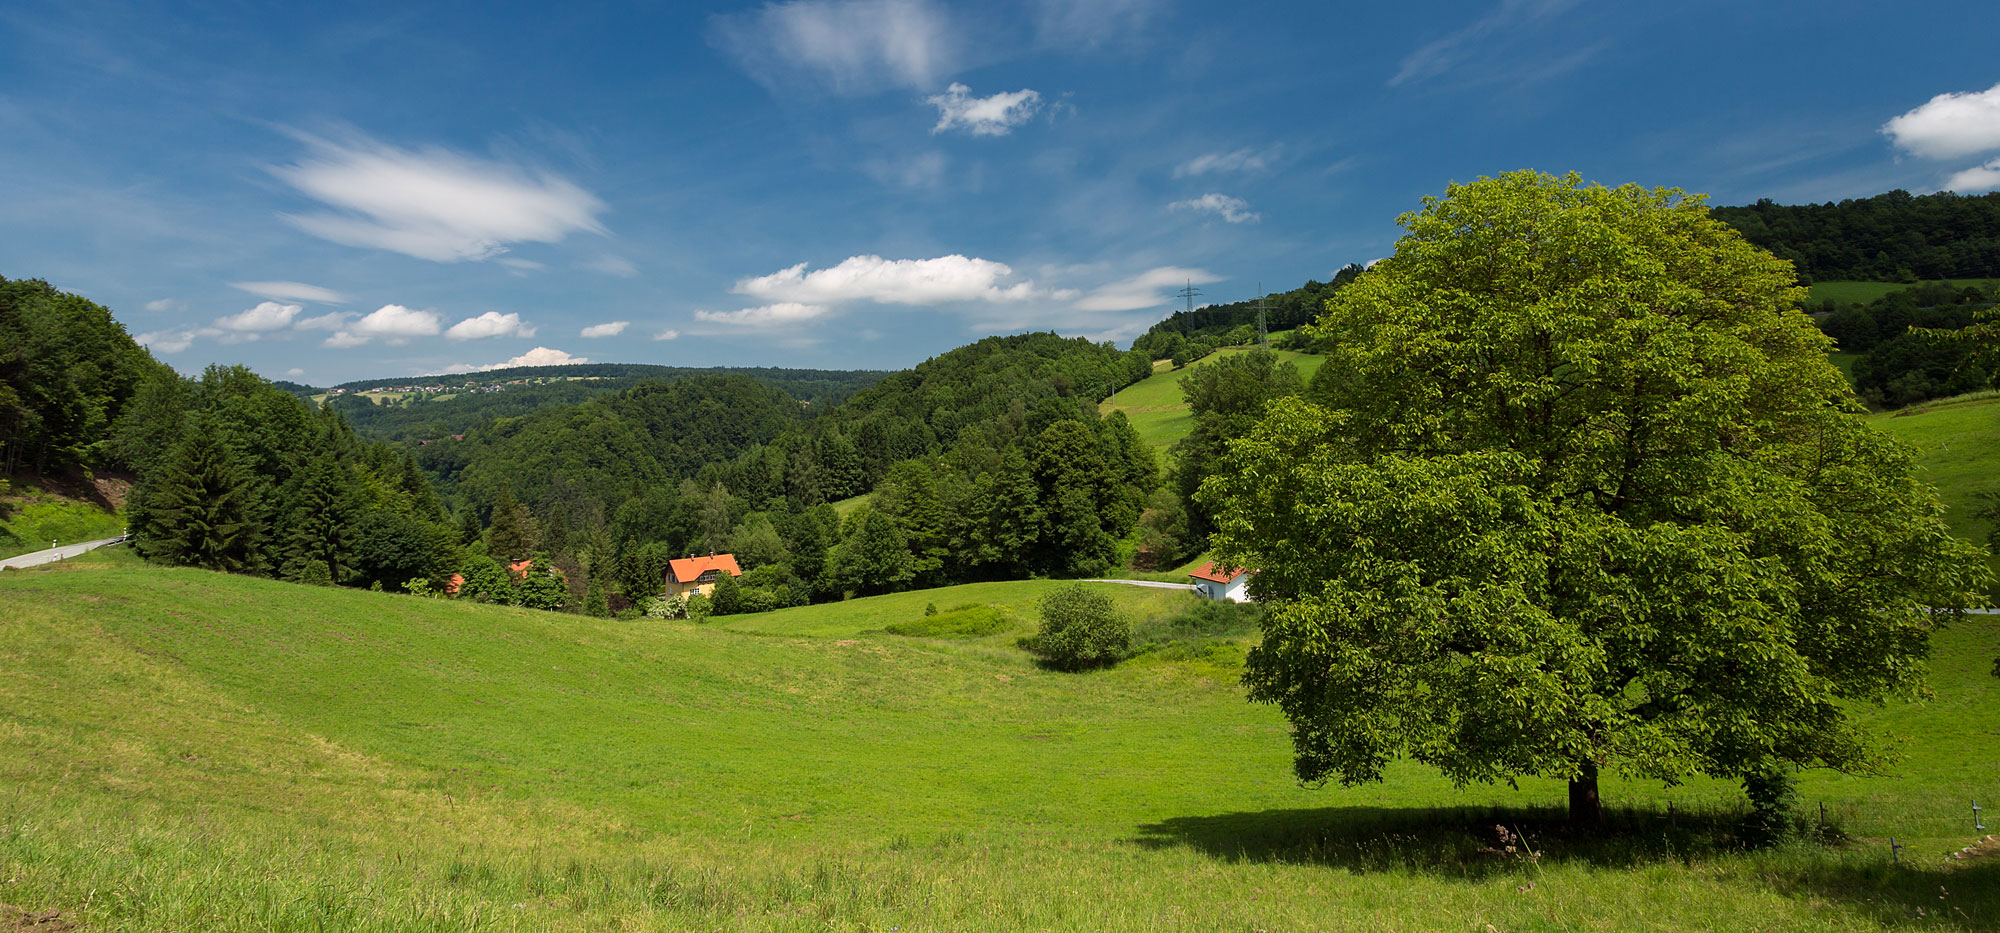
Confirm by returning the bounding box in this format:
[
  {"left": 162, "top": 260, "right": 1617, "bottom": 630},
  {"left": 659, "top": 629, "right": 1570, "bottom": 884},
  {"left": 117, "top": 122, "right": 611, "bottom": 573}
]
[
  {"left": 1808, "top": 279, "right": 2000, "bottom": 305},
  {"left": 1, "top": 550, "right": 1996, "bottom": 930},
  {"left": 1869, "top": 394, "right": 2000, "bottom": 597},
  {"left": 1100, "top": 347, "right": 1327, "bottom": 452},
  {"left": 0, "top": 478, "right": 124, "bottom": 560}
]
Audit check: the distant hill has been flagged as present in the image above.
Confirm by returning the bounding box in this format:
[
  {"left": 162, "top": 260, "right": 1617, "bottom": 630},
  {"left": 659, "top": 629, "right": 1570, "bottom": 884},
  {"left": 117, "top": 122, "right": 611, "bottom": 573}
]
[{"left": 1710, "top": 189, "right": 2000, "bottom": 283}]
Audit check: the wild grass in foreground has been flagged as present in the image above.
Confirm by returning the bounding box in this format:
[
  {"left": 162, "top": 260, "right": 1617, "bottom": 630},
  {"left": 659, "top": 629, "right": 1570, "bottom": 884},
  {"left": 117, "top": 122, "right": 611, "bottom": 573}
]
[{"left": 1, "top": 549, "right": 1996, "bottom": 930}]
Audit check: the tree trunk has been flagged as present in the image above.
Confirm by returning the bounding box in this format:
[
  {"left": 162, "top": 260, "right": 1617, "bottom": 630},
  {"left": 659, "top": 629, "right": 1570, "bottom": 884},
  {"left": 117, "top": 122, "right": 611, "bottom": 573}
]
[{"left": 1569, "top": 760, "right": 1603, "bottom": 827}]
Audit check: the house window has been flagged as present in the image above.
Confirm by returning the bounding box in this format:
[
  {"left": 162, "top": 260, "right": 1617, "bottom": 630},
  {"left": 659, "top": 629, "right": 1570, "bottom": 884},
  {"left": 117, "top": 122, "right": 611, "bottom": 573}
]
[{"left": 698, "top": 570, "right": 718, "bottom": 583}]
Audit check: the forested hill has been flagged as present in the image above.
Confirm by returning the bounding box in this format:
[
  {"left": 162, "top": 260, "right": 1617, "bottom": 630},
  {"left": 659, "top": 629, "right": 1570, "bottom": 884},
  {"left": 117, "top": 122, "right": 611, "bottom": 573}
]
[
  {"left": 1710, "top": 189, "right": 2000, "bottom": 283},
  {"left": 0, "top": 276, "right": 170, "bottom": 475},
  {"left": 319, "top": 363, "right": 882, "bottom": 445},
  {"left": 1129, "top": 265, "right": 1364, "bottom": 358}
]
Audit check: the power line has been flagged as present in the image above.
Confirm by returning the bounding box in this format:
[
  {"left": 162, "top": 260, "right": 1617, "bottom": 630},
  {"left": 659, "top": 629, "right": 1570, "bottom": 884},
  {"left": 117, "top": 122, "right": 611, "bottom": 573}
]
[{"left": 1175, "top": 280, "right": 1203, "bottom": 316}]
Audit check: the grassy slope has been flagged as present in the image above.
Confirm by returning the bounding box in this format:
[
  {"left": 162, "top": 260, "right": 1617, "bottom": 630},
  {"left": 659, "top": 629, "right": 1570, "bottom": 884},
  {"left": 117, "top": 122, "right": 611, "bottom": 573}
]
[
  {"left": 1808, "top": 279, "right": 2000, "bottom": 305},
  {"left": 2, "top": 550, "right": 1997, "bottom": 930},
  {"left": 1101, "top": 347, "right": 1327, "bottom": 453},
  {"left": 1869, "top": 394, "right": 2000, "bottom": 598},
  {"left": 0, "top": 482, "right": 123, "bottom": 560}
]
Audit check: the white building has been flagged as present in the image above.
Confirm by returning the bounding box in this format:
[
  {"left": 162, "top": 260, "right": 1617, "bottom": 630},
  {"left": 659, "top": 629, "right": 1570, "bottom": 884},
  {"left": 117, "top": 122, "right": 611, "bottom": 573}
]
[{"left": 1188, "top": 561, "right": 1254, "bottom": 603}]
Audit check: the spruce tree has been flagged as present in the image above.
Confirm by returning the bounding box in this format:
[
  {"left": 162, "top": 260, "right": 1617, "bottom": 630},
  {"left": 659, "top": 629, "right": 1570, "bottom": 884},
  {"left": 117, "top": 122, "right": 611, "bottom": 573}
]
[
  {"left": 142, "top": 414, "right": 260, "bottom": 571},
  {"left": 281, "top": 452, "right": 357, "bottom": 584}
]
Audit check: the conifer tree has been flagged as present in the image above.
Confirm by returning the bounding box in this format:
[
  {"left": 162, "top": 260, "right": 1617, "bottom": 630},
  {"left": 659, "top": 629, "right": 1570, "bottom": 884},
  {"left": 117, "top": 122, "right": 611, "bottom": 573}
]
[
  {"left": 281, "top": 452, "right": 357, "bottom": 584},
  {"left": 141, "top": 413, "right": 260, "bottom": 571}
]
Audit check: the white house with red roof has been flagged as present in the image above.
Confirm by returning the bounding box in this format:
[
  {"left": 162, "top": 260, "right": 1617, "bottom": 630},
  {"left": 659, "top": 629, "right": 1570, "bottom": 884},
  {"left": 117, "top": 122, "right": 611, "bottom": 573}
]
[
  {"left": 665, "top": 553, "right": 742, "bottom": 598},
  {"left": 1188, "top": 561, "right": 1255, "bottom": 603}
]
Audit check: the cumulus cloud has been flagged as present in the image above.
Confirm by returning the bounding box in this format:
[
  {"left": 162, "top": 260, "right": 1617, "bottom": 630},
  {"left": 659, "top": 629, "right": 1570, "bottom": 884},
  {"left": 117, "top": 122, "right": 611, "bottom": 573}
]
[
  {"left": 322, "top": 304, "right": 442, "bottom": 348},
  {"left": 443, "top": 346, "right": 592, "bottom": 374},
  {"left": 1945, "top": 158, "right": 2000, "bottom": 193},
  {"left": 694, "top": 303, "right": 833, "bottom": 327},
  {"left": 585, "top": 255, "right": 638, "bottom": 277},
  {"left": 580, "top": 321, "right": 630, "bottom": 338},
  {"left": 135, "top": 329, "right": 198, "bottom": 353},
  {"left": 1168, "top": 193, "right": 1261, "bottom": 224},
  {"left": 273, "top": 132, "right": 607, "bottom": 263},
  {"left": 654, "top": 328, "right": 682, "bottom": 341},
  {"left": 1175, "top": 147, "right": 1278, "bottom": 177},
  {"left": 735, "top": 254, "right": 1046, "bottom": 306},
  {"left": 285, "top": 368, "right": 306, "bottom": 377},
  {"left": 213, "top": 301, "right": 303, "bottom": 332},
  {"left": 928, "top": 83, "right": 1042, "bottom": 136},
  {"left": 1074, "top": 266, "right": 1221, "bottom": 312},
  {"left": 143, "top": 298, "right": 185, "bottom": 313},
  {"left": 230, "top": 281, "right": 347, "bottom": 304},
  {"left": 711, "top": 0, "right": 957, "bottom": 95},
  {"left": 445, "top": 311, "right": 535, "bottom": 341},
  {"left": 1883, "top": 82, "right": 2000, "bottom": 160}
]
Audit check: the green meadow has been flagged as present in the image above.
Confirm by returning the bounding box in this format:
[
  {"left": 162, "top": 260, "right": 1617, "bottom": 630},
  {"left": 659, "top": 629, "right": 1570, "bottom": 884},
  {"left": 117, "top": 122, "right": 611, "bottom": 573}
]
[
  {"left": 1871, "top": 394, "right": 2000, "bottom": 597},
  {"left": 1, "top": 546, "right": 1996, "bottom": 930},
  {"left": 1101, "top": 347, "right": 1327, "bottom": 452},
  {"left": 1808, "top": 279, "right": 2000, "bottom": 305}
]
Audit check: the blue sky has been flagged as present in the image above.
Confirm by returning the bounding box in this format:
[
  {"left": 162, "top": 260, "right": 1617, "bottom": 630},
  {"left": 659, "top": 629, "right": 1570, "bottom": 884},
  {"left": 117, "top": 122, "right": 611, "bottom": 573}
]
[{"left": 5, "top": 0, "right": 1999, "bottom": 383}]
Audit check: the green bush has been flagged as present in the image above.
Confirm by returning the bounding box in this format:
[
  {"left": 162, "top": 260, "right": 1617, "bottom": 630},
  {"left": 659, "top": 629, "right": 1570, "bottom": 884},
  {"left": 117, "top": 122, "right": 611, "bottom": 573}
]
[
  {"left": 685, "top": 594, "right": 713, "bottom": 624},
  {"left": 1030, "top": 584, "right": 1128, "bottom": 670}
]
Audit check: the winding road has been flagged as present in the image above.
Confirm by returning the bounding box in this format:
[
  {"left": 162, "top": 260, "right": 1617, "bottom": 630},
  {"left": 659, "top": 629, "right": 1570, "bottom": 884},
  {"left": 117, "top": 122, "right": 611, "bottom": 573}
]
[{"left": 0, "top": 536, "right": 126, "bottom": 570}]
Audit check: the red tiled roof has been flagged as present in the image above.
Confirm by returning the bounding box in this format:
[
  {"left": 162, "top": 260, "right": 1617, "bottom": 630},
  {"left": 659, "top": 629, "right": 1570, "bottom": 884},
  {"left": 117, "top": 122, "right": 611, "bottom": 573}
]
[
  {"left": 668, "top": 553, "right": 741, "bottom": 583},
  {"left": 1188, "top": 561, "right": 1251, "bottom": 584}
]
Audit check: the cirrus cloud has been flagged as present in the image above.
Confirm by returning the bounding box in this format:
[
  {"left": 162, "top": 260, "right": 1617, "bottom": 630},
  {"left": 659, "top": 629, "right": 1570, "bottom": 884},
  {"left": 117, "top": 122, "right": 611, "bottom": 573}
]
[
  {"left": 1168, "top": 193, "right": 1261, "bottom": 224},
  {"left": 710, "top": 0, "right": 958, "bottom": 95},
  {"left": 273, "top": 131, "right": 607, "bottom": 263},
  {"left": 1883, "top": 82, "right": 2000, "bottom": 160}
]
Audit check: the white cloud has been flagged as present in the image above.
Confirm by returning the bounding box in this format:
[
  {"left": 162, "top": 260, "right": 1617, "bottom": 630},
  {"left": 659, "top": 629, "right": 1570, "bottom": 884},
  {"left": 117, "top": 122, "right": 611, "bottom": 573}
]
[
  {"left": 1390, "top": 0, "right": 1581, "bottom": 87},
  {"left": 1074, "top": 266, "right": 1221, "bottom": 312},
  {"left": 694, "top": 303, "right": 832, "bottom": 327},
  {"left": 273, "top": 132, "right": 607, "bottom": 262},
  {"left": 322, "top": 304, "right": 442, "bottom": 348},
  {"left": 1883, "top": 82, "right": 2000, "bottom": 160},
  {"left": 1945, "top": 158, "right": 2000, "bottom": 193},
  {"left": 445, "top": 311, "right": 535, "bottom": 341},
  {"left": 863, "top": 150, "right": 948, "bottom": 189},
  {"left": 230, "top": 281, "right": 347, "bottom": 304},
  {"left": 580, "top": 321, "right": 630, "bottom": 338},
  {"left": 494, "top": 346, "right": 588, "bottom": 368},
  {"left": 585, "top": 255, "right": 638, "bottom": 277},
  {"left": 1175, "top": 147, "right": 1278, "bottom": 178},
  {"left": 213, "top": 301, "right": 303, "bottom": 332},
  {"left": 496, "top": 257, "right": 546, "bottom": 271},
  {"left": 1168, "top": 193, "right": 1261, "bottom": 224},
  {"left": 294, "top": 311, "right": 352, "bottom": 331},
  {"left": 710, "top": 0, "right": 957, "bottom": 95},
  {"left": 735, "top": 254, "right": 1046, "bottom": 306},
  {"left": 285, "top": 368, "right": 306, "bottom": 377},
  {"left": 135, "top": 329, "right": 197, "bottom": 353},
  {"left": 654, "top": 328, "right": 682, "bottom": 341},
  {"left": 928, "top": 83, "right": 1042, "bottom": 136},
  {"left": 143, "top": 298, "right": 185, "bottom": 313}
]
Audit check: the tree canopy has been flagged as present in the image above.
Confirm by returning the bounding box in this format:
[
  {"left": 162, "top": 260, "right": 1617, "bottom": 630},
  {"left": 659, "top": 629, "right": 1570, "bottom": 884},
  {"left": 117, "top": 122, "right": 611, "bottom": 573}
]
[{"left": 1203, "top": 171, "right": 1992, "bottom": 824}]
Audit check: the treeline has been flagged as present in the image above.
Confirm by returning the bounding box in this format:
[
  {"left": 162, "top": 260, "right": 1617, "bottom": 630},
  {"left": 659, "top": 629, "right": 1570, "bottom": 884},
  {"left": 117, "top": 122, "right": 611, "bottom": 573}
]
[
  {"left": 1711, "top": 190, "right": 2000, "bottom": 283},
  {"left": 324, "top": 365, "right": 882, "bottom": 445},
  {"left": 1128, "top": 265, "right": 1363, "bottom": 363},
  {"left": 0, "top": 276, "right": 166, "bottom": 475},
  {"left": 1814, "top": 281, "right": 2000, "bottom": 408}
]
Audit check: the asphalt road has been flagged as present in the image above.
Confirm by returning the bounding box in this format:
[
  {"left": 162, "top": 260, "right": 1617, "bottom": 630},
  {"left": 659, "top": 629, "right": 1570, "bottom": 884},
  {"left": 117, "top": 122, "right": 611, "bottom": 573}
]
[{"left": 0, "top": 536, "right": 126, "bottom": 570}]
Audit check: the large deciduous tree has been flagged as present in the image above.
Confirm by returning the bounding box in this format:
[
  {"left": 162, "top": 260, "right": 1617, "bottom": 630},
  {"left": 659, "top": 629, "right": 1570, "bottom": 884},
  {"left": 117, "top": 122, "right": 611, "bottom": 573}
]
[{"left": 1202, "top": 171, "right": 1992, "bottom": 825}]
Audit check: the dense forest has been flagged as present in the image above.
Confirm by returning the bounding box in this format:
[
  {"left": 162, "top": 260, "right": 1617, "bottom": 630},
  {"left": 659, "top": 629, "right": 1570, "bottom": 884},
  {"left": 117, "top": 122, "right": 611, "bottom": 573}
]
[
  {"left": 0, "top": 276, "right": 168, "bottom": 475},
  {"left": 1710, "top": 189, "right": 2000, "bottom": 282},
  {"left": 1128, "top": 265, "right": 1364, "bottom": 362},
  {"left": 1814, "top": 281, "right": 1999, "bottom": 407}
]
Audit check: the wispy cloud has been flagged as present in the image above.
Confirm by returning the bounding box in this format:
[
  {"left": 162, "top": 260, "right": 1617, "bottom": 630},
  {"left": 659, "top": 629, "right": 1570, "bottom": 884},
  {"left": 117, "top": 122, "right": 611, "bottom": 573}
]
[
  {"left": 1168, "top": 193, "right": 1260, "bottom": 224},
  {"left": 584, "top": 255, "right": 638, "bottom": 277},
  {"left": 142, "top": 298, "right": 185, "bottom": 313},
  {"left": 273, "top": 131, "right": 607, "bottom": 262},
  {"left": 1389, "top": 0, "right": 1582, "bottom": 88},
  {"left": 1073, "top": 266, "right": 1221, "bottom": 312},
  {"left": 231, "top": 280, "right": 347, "bottom": 304},
  {"left": 734, "top": 254, "right": 1052, "bottom": 306},
  {"left": 710, "top": 0, "right": 958, "bottom": 95},
  {"left": 444, "top": 311, "right": 535, "bottom": 341},
  {"left": 653, "top": 328, "right": 682, "bottom": 341},
  {"left": 1882, "top": 82, "right": 2000, "bottom": 160},
  {"left": 1032, "top": 0, "right": 1162, "bottom": 49},
  {"left": 863, "top": 150, "right": 948, "bottom": 189},
  {"left": 322, "top": 304, "right": 442, "bottom": 348},
  {"left": 928, "top": 83, "right": 1042, "bottom": 136},
  {"left": 1174, "top": 147, "right": 1279, "bottom": 178},
  {"left": 579, "top": 321, "right": 630, "bottom": 338}
]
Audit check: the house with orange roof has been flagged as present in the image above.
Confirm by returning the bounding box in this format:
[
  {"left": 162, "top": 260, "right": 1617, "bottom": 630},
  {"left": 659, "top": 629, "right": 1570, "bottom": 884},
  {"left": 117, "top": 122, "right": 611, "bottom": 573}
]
[
  {"left": 1188, "top": 561, "right": 1255, "bottom": 603},
  {"left": 665, "top": 553, "right": 742, "bottom": 598}
]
